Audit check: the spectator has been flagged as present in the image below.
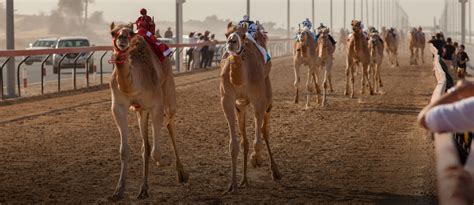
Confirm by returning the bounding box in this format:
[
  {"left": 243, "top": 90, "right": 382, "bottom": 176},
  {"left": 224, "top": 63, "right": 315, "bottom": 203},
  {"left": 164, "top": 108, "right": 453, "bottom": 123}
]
[
  {"left": 155, "top": 29, "right": 162, "bottom": 38},
  {"left": 418, "top": 80, "right": 474, "bottom": 132},
  {"left": 207, "top": 34, "right": 218, "bottom": 67},
  {"left": 186, "top": 32, "right": 196, "bottom": 71},
  {"left": 456, "top": 45, "right": 470, "bottom": 79},
  {"left": 200, "top": 31, "right": 211, "bottom": 69},
  {"left": 193, "top": 34, "right": 203, "bottom": 69},
  {"left": 453, "top": 42, "right": 460, "bottom": 70},
  {"left": 429, "top": 36, "right": 455, "bottom": 91},
  {"left": 164, "top": 27, "right": 173, "bottom": 38},
  {"left": 428, "top": 33, "right": 446, "bottom": 57},
  {"left": 442, "top": 38, "right": 456, "bottom": 70}
]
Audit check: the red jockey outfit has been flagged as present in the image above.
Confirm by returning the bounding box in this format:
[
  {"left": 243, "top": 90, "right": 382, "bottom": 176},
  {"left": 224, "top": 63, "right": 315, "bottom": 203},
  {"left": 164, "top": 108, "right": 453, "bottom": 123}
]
[{"left": 135, "top": 8, "right": 173, "bottom": 62}]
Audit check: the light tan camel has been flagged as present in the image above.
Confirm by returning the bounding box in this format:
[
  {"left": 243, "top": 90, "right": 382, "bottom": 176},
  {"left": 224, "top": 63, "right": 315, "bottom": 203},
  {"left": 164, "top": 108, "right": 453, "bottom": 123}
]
[
  {"left": 220, "top": 22, "right": 281, "bottom": 193},
  {"left": 383, "top": 28, "right": 400, "bottom": 67},
  {"left": 345, "top": 20, "right": 374, "bottom": 98},
  {"left": 408, "top": 27, "right": 425, "bottom": 65},
  {"left": 293, "top": 28, "right": 321, "bottom": 108},
  {"left": 108, "top": 22, "right": 188, "bottom": 201},
  {"left": 317, "top": 27, "right": 335, "bottom": 106},
  {"left": 368, "top": 31, "right": 385, "bottom": 94}
]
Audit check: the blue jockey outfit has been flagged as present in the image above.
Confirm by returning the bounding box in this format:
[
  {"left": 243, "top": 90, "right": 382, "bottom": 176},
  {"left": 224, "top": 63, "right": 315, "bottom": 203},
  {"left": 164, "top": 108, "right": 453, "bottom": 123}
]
[{"left": 238, "top": 15, "right": 271, "bottom": 63}]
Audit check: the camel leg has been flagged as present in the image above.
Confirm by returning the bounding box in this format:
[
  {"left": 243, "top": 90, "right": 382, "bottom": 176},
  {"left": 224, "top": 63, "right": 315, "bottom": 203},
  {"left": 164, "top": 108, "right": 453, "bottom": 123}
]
[
  {"left": 293, "top": 62, "right": 300, "bottom": 104},
  {"left": 137, "top": 111, "right": 150, "bottom": 200},
  {"left": 151, "top": 105, "right": 172, "bottom": 167},
  {"left": 236, "top": 102, "right": 249, "bottom": 188},
  {"left": 305, "top": 66, "right": 313, "bottom": 109},
  {"left": 221, "top": 94, "right": 239, "bottom": 193},
  {"left": 109, "top": 103, "right": 129, "bottom": 201},
  {"left": 395, "top": 51, "right": 400, "bottom": 67},
  {"left": 312, "top": 72, "right": 321, "bottom": 105},
  {"left": 421, "top": 47, "right": 425, "bottom": 64},
  {"left": 345, "top": 58, "right": 354, "bottom": 98},
  {"left": 166, "top": 113, "right": 189, "bottom": 183},
  {"left": 251, "top": 101, "right": 265, "bottom": 168},
  {"left": 262, "top": 105, "right": 282, "bottom": 180},
  {"left": 322, "top": 64, "right": 328, "bottom": 106}
]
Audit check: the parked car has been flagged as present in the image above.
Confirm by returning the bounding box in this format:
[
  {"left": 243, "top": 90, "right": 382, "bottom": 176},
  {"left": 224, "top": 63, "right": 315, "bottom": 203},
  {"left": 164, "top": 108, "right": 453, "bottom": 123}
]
[
  {"left": 24, "top": 37, "right": 57, "bottom": 65},
  {"left": 52, "top": 37, "right": 94, "bottom": 74}
]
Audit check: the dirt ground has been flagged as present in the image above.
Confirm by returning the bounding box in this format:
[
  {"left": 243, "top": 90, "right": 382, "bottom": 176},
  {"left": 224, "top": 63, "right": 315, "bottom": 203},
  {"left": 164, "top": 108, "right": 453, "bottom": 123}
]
[{"left": 0, "top": 49, "right": 439, "bottom": 204}]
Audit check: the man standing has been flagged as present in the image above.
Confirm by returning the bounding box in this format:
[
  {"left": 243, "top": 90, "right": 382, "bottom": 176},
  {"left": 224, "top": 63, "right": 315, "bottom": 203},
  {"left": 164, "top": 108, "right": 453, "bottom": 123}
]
[
  {"left": 200, "top": 31, "right": 210, "bottom": 68},
  {"left": 164, "top": 27, "right": 173, "bottom": 38},
  {"left": 457, "top": 45, "right": 470, "bottom": 79},
  {"left": 207, "top": 34, "right": 218, "bottom": 67}
]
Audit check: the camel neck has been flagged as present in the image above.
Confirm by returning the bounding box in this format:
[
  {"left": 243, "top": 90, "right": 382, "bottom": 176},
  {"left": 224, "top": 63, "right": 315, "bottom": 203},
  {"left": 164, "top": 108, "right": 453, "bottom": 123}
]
[{"left": 115, "top": 61, "right": 134, "bottom": 94}]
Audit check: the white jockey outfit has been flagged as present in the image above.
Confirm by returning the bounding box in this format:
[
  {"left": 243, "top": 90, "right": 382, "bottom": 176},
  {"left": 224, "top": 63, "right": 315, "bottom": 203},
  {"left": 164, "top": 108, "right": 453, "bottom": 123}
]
[
  {"left": 238, "top": 15, "right": 271, "bottom": 63},
  {"left": 300, "top": 18, "right": 316, "bottom": 40}
]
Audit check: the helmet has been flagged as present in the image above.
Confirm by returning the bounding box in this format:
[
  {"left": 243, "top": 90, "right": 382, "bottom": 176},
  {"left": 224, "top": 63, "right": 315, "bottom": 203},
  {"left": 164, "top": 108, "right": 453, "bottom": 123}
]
[
  {"left": 243, "top": 15, "right": 249, "bottom": 21},
  {"left": 140, "top": 8, "right": 147, "bottom": 15}
]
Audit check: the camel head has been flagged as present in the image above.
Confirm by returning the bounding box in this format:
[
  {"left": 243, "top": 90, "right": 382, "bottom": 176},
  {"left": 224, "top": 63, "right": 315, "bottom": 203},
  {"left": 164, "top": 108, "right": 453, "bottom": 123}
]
[
  {"left": 110, "top": 22, "right": 135, "bottom": 53},
  {"left": 296, "top": 28, "right": 311, "bottom": 52},
  {"left": 317, "top": 27, "right": 331, "bottom": 58},
  {"left": 225, "top": 22, "right": 247, "bottom": 56},
  {"left": 351, "top": 20, "right": 362, "bottom": 34},
  {"left": 255, "top": 21, "right": 268, "bottom": 45}
]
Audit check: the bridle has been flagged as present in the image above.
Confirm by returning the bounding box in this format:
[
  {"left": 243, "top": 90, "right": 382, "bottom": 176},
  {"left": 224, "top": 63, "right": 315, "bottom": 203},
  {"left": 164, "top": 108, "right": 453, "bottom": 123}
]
[
  {"left": 226, "top": 32, "right": 244, "bottom": 56},
  {"left": 109, "top": 29, "right": 132, "bottom": 65}
]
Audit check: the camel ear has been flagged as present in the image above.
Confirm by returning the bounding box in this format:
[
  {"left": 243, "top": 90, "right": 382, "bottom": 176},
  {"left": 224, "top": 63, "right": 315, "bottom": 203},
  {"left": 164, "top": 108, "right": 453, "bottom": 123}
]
[
  {"left": 227, "top": 22, "right": 233, "bottom": 29},
  {"left": 110, "top": 22, "right": 116, "bottom": 37}
]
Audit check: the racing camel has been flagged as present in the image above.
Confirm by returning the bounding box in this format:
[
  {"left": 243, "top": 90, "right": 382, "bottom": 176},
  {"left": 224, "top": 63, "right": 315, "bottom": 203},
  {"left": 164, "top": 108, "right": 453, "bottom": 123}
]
[
  {"left": 317, "top": 27, "right": 336, "bottom": 106},
  {"left": 108, "top": 22, "right": 188, "bottom": 201},
  {"left": 368, "top": 30, "right": 385, "bottom": 94},
  {"left": 408, "top": 27, "right": 426, "bottom": 65},
  {"left": 345, "top": 20, "right": 374, "bottom": 98},
  {"left": 293, "top": 27, "right": 322, "bottom": 108},
  {"left": 383, "top": 28, "right": 400, "bottom": 67},
  {"left": 220, "top": 22, "right": 281, "bottom": 193}
]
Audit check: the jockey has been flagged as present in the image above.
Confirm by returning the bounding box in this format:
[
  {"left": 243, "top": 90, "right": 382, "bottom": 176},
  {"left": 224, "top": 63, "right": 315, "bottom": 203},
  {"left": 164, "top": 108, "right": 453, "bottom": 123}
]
[
  {"left": 388, "top": 27, "right": 397, "bottom": 38},
  {"left": 300, "top": 18, "right": 316, "bottom": 39},
  {"left": 238, "top": 15, "right": 271, "bottom": 63},
  {"left": 368, "top": 27, "right": 384, "bottom": 44},
  {"left": 135, "top": 8, "right": 173, "bottom": 62},
  {"left": 315, "top": 23, "right": 336, "bottom": 45}
]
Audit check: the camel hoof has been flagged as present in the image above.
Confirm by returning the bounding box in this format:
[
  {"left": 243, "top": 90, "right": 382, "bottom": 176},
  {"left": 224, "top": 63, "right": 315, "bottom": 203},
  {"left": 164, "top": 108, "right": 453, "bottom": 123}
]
[
  {"left": 156, "top": 155, "right": 172, "bottom": 167},
  {"left": 136, "top": 188, "right": 149, "bottom": 200},
  {"left": 239, "top": 178, "right": 248, "bottom": 188},
  {"left": 224, "top": 183, "right": 238, "bottom": 194},
  {"left": 272, "top": 168, "right": 282, "bottom": 181},
  {"left": 177, "top": 170, "right": 189, "bottom": 183},
  {"left": 250, "top": 152, "right": 263, "bottom": 168},
  {"left": 108, "top": 193, "right": 124, "bottom": 202},
  {"left": 344, "top": 91, "right": 348, "bottom": 96},
  {"left": 370, "top": 91, "right": 375, "bottom": 96}
]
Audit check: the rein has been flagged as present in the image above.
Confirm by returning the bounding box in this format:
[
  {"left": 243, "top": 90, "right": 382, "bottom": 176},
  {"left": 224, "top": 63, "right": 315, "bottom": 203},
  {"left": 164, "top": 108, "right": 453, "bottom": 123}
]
[{"left": 109, "top": 30, "right": 132, "bottom": 65}]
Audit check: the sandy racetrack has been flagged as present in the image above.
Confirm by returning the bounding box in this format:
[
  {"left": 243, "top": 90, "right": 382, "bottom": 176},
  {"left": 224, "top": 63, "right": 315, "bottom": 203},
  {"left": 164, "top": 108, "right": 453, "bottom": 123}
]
[{"left": 0, "top": 50, "right": 438, "bottom": 203}]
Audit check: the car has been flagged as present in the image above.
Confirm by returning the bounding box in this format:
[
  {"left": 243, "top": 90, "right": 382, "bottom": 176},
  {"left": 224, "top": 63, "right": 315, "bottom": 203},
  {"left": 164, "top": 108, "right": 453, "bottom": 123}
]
[
  {"left": 52, "top": 37, "right": 94, "bottom": 74},
  {"left": 24, "top": 37, "right": 57, "bottom": 65}
]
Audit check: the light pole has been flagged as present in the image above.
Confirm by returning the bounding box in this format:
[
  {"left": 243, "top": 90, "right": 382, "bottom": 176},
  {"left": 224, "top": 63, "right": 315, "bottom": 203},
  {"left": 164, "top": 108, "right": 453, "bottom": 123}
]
[
  {"left": 361, "top": 0, "right": 364, "bottom": 22},
  {"left": 312, "top": 0, "right": 315, "bottom": 27},
  {"left": 366, "top": 0, "right": 369, "bottom": 26},
  {"left": 6, "top": 0, "right": 15, "bottom": 97},
  {"left": 460, "top": 0, "right": 468, "bottom": 44},
  {"left": 470, "top": 0, "right": 472, "bottom": 43},
  {"left": 287, "top": 0, "right": 290, "bottom": 38},
  {"left": 353, "top": 0, "right": 356, "bottom": 20},
  {"left": 344, "top": 0, "right": 347, "bottom": 29},
  {"left": 175, "top": 0, "right": 185, "bottom": 72},
  {"left": 330, "top": 0, "right": 333, "bottom": 32},
  {"left": 247, "top": 0, "right": 250, "bottom": 18}
]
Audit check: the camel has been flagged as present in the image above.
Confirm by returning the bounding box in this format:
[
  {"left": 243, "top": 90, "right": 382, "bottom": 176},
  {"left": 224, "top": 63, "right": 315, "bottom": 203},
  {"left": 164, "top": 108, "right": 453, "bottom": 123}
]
[
  {"left": 345, "top": 20, "right": 374, "bottom": 98},
  {"left": 220, "top": 22, "right": 281, "bottom": 193},
  {"left": 383, "top": 28, "right": 400, "bottom": 67},
  {"left": 368, "top": 31, "right": 385, "bottom": 94},
  {"left": 338, "top": 28, "right": 349, "bottom": 52},
  {"left": 293, "top": 27, "right": 322, "bottom": 108},
  {"left": 316, "top": 27, "right": 336, "bottom": 106},
  {"left": 108, "top": 22, "right": 188, "bottom": 201},
  {"left": 408, "top": 27, "right": 426, "bottom": 65}
]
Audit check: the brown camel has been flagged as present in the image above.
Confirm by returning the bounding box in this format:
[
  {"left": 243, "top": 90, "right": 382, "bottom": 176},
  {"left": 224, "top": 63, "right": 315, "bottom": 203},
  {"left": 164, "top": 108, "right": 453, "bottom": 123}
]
[
  {"left": 368, "top": 31, "right": 385, "bottom": 94},
  {"left": 408, "top": 27, "right": 426, "bottom": 65},
  {"left": 345, "top": 20, "right": 374, "bottom": 98},
  {"left": 383, "top": 28, "right": 400, "bottom": 67},
  {"left": 293, "top": 28, "right": 321, "bottom": 108},
  {"left": 108, "top": 22, "right": 188, "bottom": 201},
  {"left": 220, "top": 22, "right": 281, "bottom": 193},
  {"left": 317, "top": 27, "right": 336, "bottom": 106}
]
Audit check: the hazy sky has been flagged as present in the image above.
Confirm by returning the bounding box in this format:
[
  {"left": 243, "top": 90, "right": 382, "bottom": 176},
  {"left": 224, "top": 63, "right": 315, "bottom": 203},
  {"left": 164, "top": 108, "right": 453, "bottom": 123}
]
[{"left": 12, "top": 0, "right": 447, "bottom": 29}]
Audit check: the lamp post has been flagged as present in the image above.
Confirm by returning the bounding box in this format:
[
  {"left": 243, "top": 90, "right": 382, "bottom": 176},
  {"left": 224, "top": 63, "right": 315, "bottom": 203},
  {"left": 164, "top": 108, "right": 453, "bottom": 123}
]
[
  {"left": 175, "top": 0, "right": 185, "bottom": 72},
  {"left": 6, "top": 0, "right": 15, "bottom": 97},
  {"left": 460, "top": 0, "right": 468, "bottom": 44}
]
